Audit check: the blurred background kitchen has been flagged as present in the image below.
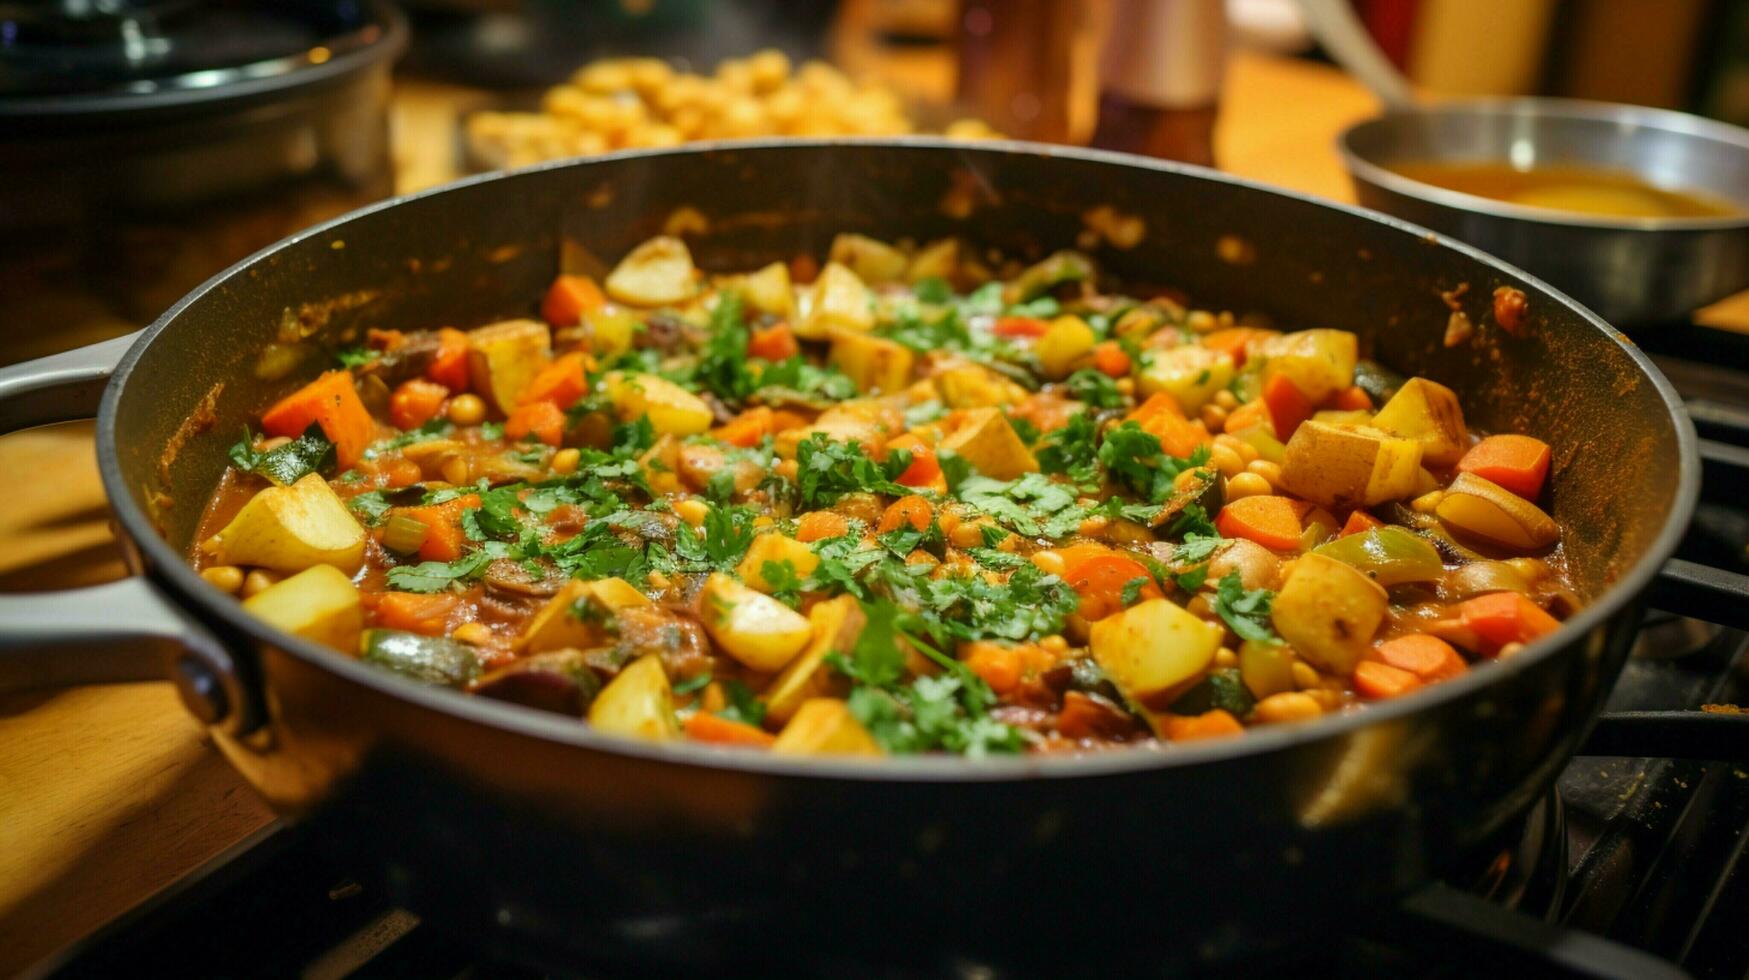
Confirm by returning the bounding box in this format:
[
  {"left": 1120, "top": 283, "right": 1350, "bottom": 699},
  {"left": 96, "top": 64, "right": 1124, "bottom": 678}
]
[{"left": 3, "top": 0, "right": 1749, "bottom": 971}]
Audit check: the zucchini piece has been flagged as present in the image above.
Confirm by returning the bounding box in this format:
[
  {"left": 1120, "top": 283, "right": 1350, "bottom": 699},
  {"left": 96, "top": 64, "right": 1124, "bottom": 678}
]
[{"left": 362, "top": 629, "right": 481, "bottom": 687}]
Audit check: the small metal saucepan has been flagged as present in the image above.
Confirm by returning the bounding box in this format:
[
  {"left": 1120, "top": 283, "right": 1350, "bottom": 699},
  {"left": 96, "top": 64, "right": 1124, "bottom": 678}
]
[
  {"left": 1339, "top": 99, "right": 1749, "bottom": 328},
  {"left": 0, "top": 140, "right": 1734, "bottom": 973}
]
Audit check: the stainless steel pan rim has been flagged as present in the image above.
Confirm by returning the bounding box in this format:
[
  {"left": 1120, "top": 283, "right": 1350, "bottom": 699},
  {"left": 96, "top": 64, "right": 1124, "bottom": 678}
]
[
  {"left": 97, "top": 137, "right": 1702, "bottom": 782},
  {"left": 1338, "top": 96, "right": 1749, "bottom": 232}
]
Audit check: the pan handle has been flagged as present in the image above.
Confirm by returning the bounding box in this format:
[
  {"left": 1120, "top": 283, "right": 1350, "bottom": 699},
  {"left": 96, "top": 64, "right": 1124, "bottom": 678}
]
[
  {"left": 0, "top": 332, "right": 256, "bottom": 731},
  {"left": 0, "top": 330, "right": 141, "bottom": 432}
]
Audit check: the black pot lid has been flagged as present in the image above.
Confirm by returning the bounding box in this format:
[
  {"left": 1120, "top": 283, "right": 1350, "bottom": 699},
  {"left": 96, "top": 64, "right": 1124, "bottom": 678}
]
[{"left": 0, "top": 0, "right": 405, "bottom": 119}]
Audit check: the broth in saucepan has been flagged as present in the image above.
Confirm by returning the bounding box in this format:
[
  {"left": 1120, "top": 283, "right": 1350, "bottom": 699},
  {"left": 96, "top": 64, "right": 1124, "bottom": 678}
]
[{"left": 1390, "top": 161, "right": 1738, "bottom": 219}]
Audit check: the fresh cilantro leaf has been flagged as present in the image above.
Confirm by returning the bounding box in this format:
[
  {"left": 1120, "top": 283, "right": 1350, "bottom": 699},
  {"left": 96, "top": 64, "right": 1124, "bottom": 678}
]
[
  {"left": 468, "top": 485, "right": 525, "bottom": 539},
  {"left": 1065, "top": 369, "right": 1125, "bottom": 409},
  {"left": 831, "top": 598, "right": 908, "bottom": 688},
  {"left": 1213, "top": 570, "right": 1277, "bottom": 642},
  {"left": 364, "top": 419, "right": 453, "bottom": 459},
  {"left": 704, "top": 466, "right": 737, "bottom": 506},
  {"left": 386, "top": 549, "right": 493, "bottom": 592},
  {"left": 673, "top": 502, "right": 758, "bottom": 571},
  {"left": 1164, "top": 502, "right": 1219, "bottom": 539},
  {"left": 913, "top": 276, "right": 953, "bottom": 304},
  {"left": 672, "top": 672, "right": 712, "bottom": 695},
  {"left": 1035, "top": 410, "right": 1099, "bottom": 478},
  {"left": 613, "top": 415, "right": 655, "bottom": 455},
  {"left": 335, "top": 346, "right": 378, "bottom": 369},
  {"left": 966, "top": 547, "right": 1027, "bottom": 570},
  {"left": 228, "top": 424, "right": 335, "bottom": 486},
  {"left": 794, "top": 434, "right": 911, "bottom": 507},
  {"left": 1007, "top": 413, "right": 1041, "bottom": 446},
  {"left": 760, "top": 559, "right": 805, "bottom": 608},
  {"left": 1006, "top": 295, "right": 1060, "bottom": 319},
  {"left": 694, "top": 291, "right": 755, "bottom": 403},
  {"left": 348, "top": 490, "right": 392, "bottom": 527},
  {"left": 1175, "top": 534, "right": 1223, "bottom": 565},
  {"left": 1120, "top": 576, "right": 1151, "bottom": 607},
  {"left": 1173, "top": 564, "right": 1210, "bottom": 593},
  {"left": 717, "top": 678, "right": 767, "bottom": 727}
]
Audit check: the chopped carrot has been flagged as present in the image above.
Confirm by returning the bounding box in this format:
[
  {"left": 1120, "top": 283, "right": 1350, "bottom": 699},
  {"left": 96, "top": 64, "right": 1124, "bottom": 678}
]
[
  {"left": 540, "top": 274, "right": 605, "bottom": 328},
  {"left": 374, "top": 592, "right": 463, "bottom": 636},
  {"left": 715, "top": 406, "right": 774, "bottom": 448},
  {"left": 394, "top": 494, "right": 479, "bottom": 562},
  {"left": 1092, "top": 340, "right": 1132, "bottom": 377},
  {"left": 749, "top": 323, "right": 800, "bottom": 361},
  {"left": 428, "top": 327, "right": 470, "bottom": 390},
  {"left": 1371, "top": 634, "right": 1468, "bottom": 682},
  {"left": 260, "top": 370, "right": 376, "bottom": 469},
  {"left": 796, "top": 511, "right": 849, "bottom": 542},
  {"left": 389, "top": 379, "right": 450, "bottom": 431},
  {"left": 1164, "top": 709, "right": 1244, "bottom": 741},
  {"left": 1052, "top": 543, "right": 1112, "bottom": 571},
  {"left": 1458, "top": 434, "right": 1551, "bottom": 499},
  {"left": 963, "top": 642, "right": 1024, "bottom": 695},
  {"left": 1057, "top": 691, "right": 1137, "bottom": 740},
  {"left": 1261, "top": 373, "right": 1312, "bottom": 440},
  {"left": 381, "top": 458, "right": 424, "bottom": 488},
  {"left": 1353, "top": 660, "right": 1424, "bottom": 700},
  {"left": 885, "top": 434, "right": 943, "bottom": 488},
  {"left": 992, "top": 316, "right": 1050, "bottom": 338},
  {"left": 1331, "top": 385, "right": 1374, "bottom": 411},
  {"left": 1199, "top": 327, "right": 1277, "bottom": 367},
  {"left": 1224, "top": 399, "right": 1275, "bottom": 438},
  {"left": 878, "top": 494, "right": 935, "bottom": 534},
  {"left": 504, "top": 400, "right": 566, "bottom": 447},
  {"left": 1216, "top": 495, "right": 1304, "bottom": 551},
  {"left": 1063, "top": 553, "right": 1160, "bottom": 620},
  {"left": 684, "top": 712, "right": 776, "bottom": 747},
  {"left": 768, "top": 409, "right": 812, "bottom": 433},
  {"left": 1458, "top": 592, "right": 1561, "bottom": 651},
  {"left": 1340, "top": 509, "right": 1384, "bottom": 537},
  {"left": 1126, "top": 392, "right": 1211, "bottom": 459},
  {"left": 518, "top": 352, "right": 589, "bottom": 409}
]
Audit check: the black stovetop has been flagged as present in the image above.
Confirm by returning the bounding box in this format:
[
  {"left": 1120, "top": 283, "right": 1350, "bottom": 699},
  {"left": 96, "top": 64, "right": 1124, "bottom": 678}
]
[{"left": 28, "top": 323, "right": 1749, "bottom": 980}]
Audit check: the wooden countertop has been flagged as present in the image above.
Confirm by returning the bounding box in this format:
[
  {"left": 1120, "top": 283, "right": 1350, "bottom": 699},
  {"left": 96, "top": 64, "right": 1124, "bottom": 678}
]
[{"left": 0, "top": 47, "right": 1741, "bottom": 974}]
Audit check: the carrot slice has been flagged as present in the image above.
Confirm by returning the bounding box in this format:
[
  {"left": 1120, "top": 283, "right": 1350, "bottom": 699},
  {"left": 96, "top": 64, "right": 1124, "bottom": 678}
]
[
  {"left": 749, "top": 323, "right": 800, "bottom": 361},
  {"left": 1372, "top": 634, "right": 1468, "bottom": 682},
  {"left": 540, "top": 274, "right": 605, "bottom": 328},
  {"left": 505, "top": 400, "right": 566, "bottom": 446},
  {"left": 518, "top": 352, "right": 589, "bottom": 409},
  {"left": 715, "top": 406, "right": 774, "bottom": 448},
  {"left": 992, "top": 316, "right": 1050, "bottom": 338},
  {"left": 1331, "top": 385, "right": 1374, "bottom": 411},
  {"left": 1458, "top": 434, "right": 1551, "bottom": 499},
  {"left": 1340, "top": 509, "right": 1384, "bottom": 537},
  {"left": 260, "top": 370, "right": 376, "bottom": 469},
  {"left": 1063, "top": 553, "right": 1160, "bottom": 621},
  {"left": 1458, "top": 592, "right": 1561, "bottom": 651},
  {"left": 963, "top": 642, "right": 1025, "bottom": 695},
  {"left": 1164, "top": 709, "right": 1244, "bottom": 741},
  {"left": 1092, "top": 341, "right": 1132, "bottom": 377},
  {"left": 428, "top": 327, "right": 470, "bottom": 390},
  {"left": 796, "top": 511, "right": 849, "bottom": 543},
  {"left": 878, "top": 494, "right": 935, "bottom": 534},
  {"left": 1353, "top": 660, "right": 1424, "bottom": 700},
  {"left": 389, "top": 379, "right": 450, "bottom": 431},
  {"left": 1262, "top": 373, "right": 1313, "bottom": 440},
  {"left": 374, "top": 592, "right": 463, "bottom": 636},
  {"left": 1126, "top": 392, "right": 1211, "bottom": 459},
  {"left": 684, "top": 712, "right": 776, "bottom": 747},
  {"left": 885, "top": 434, "right": 943, "bottom": 488},
  {"left": 393, "top": 495, "right": 480, "bottom": 562},
  {"left": 1216, "top": 495, "right": 1304, "bottom": 551},
  {"left": 1200, "top": 327, "right": 1276, "bottom": 367}
]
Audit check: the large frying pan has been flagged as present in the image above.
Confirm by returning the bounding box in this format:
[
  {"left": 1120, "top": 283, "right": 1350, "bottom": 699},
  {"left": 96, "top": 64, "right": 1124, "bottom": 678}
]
[{"left": 0, "top": 141, "right": 1712, "bottom": 971}]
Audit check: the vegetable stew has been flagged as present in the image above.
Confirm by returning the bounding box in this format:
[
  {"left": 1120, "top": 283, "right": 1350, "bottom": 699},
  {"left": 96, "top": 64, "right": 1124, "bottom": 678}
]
[{"left": 190, "top": 233, "right": 1579, "bottom": 757}]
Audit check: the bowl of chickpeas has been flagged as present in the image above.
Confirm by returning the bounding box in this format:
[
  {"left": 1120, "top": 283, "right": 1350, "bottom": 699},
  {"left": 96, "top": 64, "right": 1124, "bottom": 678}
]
[{"left": 464, "top": 48, "right": 1000, "bottom": 171}]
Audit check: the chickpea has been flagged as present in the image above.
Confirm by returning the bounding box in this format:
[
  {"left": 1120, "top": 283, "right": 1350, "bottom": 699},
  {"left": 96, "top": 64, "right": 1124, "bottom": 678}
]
[
  {"left": 1185, "top": 593, "right": 1214, "bottom": 619},
  {"left": 1213, "top": 389, "right": 1239, "bottom": 410},
  {"left": 1208, "top": 444, "right": 1245, "bottom": 478},
  {"left": 1253, "top": 691, "right": 1324, "bottom": 725},
  {"left": 1213, "top": 646, "right": 1238, "bottom": 669},
  {"left": 200, "top": 565, "right": 245, "bottom": 594},
  {"left": 1039, "top": 635, "right": 1070, "bottom": 655},
  {"left": 1225, "top": 472, "right": 1272, "bottom": 499},
  {"left": 1245, "top": 459, "right": 1283, "bottom": 488},
  {"left": 775, "top": 458, "right": 800, "bottom": 482},
  {"left": 452, "top": 623, "right": 494, "bottom": 646},
  {"left": 1077, "top": 514, "right": 1111, "bottom": 537},
  {"left": 551, "top": 447, "right": 581, "bottom": 475},
  {"left": 1031, "top": 549, "right": 1067, "bottom": 576},
  {"left": 1115, "top": 378, "right": 1136, "bottom": 396},
  {"left": 1291, "top": 661, "right": 1322, "bottom": 690},
  {"left": 1199, "top": 403, "right": 1229, "bottom": 432},
  {"left": 440, "top": 456, "right": 470, "bottom": 486},
  {"left": 448, "top": 393, "right": 486, "bottom": 426},
  {"left": 1506, "top": 557, "right": 1549, "bottom": 582},
  {"left": 241, "top": 569, "right": 280, "bottom": 598},
  {"left": 674, "top": 499, "right": 710, "bottom": 527}
]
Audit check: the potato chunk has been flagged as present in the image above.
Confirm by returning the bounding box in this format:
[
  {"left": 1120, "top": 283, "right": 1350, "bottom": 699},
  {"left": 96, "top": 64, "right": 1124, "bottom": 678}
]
[
  {"left": 738, "top": 260, "right": 795, "bottom": 318},
  {"left": 1138, "top": 345, "right": 1235, "bottom": 413},
  {"left": 906, "top": 238, "right": 960, "bottom": 283},
  {"left": 933, "top": 363, "right": 1029, "bottom": 409},
  {"left": 771, "top": 698, "right": 884, "bottom": 756},
  {"left": 736, "top": 532, "right": 819, "bottom": 592},
  {"left": 602, "top": 371, "right": 714, "bottom": 435},
  {"left": 1089, "top": 598, "right": 1223, "bottom": 710},
  {"left": 203, "top": 474, "right": 366, "bottom": 574},
  {"left": 795, "top": 262, "right": 874, "bottom": 339},
  {"left": 1257, "top": 329, "right": 1358, "bottom": 403},
  {"left": 1035, "top": 316, "right": 1096, "bottom": 379},
  {"left": 701, "top": 572, "right": 813, "bottom": 672},
  {"left": 1280, "top": 421, "right": 1424, "bottom": 509},
  {"left": 241, "top": 564, "right": 361, "bottom": 651},
  {"left": 467, "top": 318, "right": 553, "bottom": 413},
  {"left": 1372, "top": 377, "right": 1469, "bottom": 466},
  {"left": 830, "top": 330, "right": 916, "bottom": 394},
  {"left": 773, "top": 401, "right": 892, "bottom": 458},
  {"left": 605, "top": 235, "right": 697, "bottom": 307},
  {"left": 828, "top": 233, "right": 908, "bottom": 284},
  {"left": 1436, "top": 472, "right": 1560, "bottom": 550},
  {"left": 1270, "top": 553, "right": 1388, "bottom": 676},
  {"left": 764, "top": 595, "right": 865, "bottom": 725},
  {"left": 517, "top": 577, "right": 651, "bottom": 653},
  {"left": 588, "top": 654, "right": 679, "bottom": 741},
  {"left": 938, "top": 407, "right": 1038, "bottom": 479}
]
